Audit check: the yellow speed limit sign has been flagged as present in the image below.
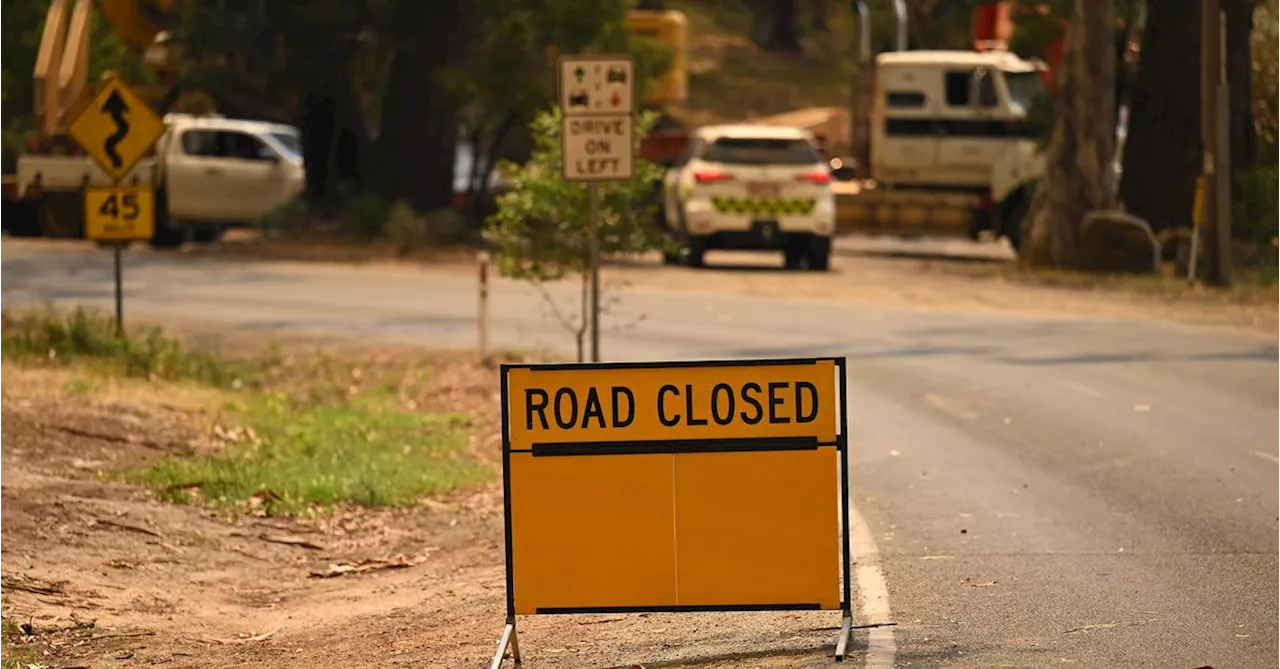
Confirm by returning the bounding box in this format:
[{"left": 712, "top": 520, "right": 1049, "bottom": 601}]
[{"left": 84, "top": 187, "right": 155, "bottom": 242}]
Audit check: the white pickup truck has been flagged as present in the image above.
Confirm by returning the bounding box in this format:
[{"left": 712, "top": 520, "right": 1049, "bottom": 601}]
[{"left": 8, "top": 113, "right": 306, "bottom": 246}]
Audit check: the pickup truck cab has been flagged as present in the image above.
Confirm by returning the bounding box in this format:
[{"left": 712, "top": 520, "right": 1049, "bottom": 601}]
[
  {"left": 159, "top": 114, "right": 305, "bottom": 240},
  {"left": 11, "top": 113, "right": 305, "bottom": 245}
]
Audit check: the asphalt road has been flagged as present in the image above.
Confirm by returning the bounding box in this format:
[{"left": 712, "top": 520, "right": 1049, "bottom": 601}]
[{"left": 3, "top": 241, "right": 1277, "bottom": 668}]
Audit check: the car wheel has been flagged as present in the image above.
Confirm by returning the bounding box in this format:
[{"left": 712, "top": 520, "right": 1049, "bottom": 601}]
[
  {"left": 686, "top": 236, "right": 707, "bottom": 268},
  {"left": 784, "top": 238, "right": 808, "bottom": 270},
  {"left": 807, "top": 236, "right": 832, "bottom": 271}
]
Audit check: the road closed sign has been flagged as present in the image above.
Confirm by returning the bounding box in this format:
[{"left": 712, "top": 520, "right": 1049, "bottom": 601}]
[
  {"left": 558, "top": 54, "right": 635, "bottom": 183},
  {"left": 492, "top": 357, "right": 855, "bottom": 667}
]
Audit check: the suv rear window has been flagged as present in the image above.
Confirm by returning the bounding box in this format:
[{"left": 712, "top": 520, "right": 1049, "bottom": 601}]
[{"left": 702, "top": 137, "right": 820, "bottom": 165}]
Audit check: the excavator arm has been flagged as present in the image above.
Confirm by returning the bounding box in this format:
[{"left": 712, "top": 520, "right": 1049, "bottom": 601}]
[
  {"left": 96, "top": 0, "right": 178, "bottom": 54},
  {"left": 33, "top": 0, "right": 180, "bottom": 141}
]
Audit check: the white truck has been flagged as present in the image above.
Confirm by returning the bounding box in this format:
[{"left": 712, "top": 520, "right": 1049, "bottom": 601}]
[
  {"left": 837, "top": 49, "right": 1048, "bottom": 250},
  {"left": 7, "top": 113, "right": 306, "bottom": 246}
]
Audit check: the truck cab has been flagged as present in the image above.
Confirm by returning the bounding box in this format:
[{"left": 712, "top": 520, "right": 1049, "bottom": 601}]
[
  {"left": 870, "top": 50, "right": 1046, "bottom": 192},
  {"left": 159, "top": 114, "right": 305, "bottom": 229}
]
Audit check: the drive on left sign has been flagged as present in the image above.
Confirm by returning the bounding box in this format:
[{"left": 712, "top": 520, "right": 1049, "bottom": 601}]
[
  {"left": 67, "top": 76, "right": 166, "bottom": 182},
  {"left": 561, "top": 116, "right": 634, "bottom": 182}
]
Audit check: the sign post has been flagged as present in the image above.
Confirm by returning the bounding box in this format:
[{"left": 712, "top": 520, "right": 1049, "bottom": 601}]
[
  {"left": 66, "top": 76, "right": 166, "bottom": 334},
  {"left": 557, "top": 54, "right": 636, "bottom": 363},
  {"left": 490, "top": 357, "right": 854, "bottom": 667}
]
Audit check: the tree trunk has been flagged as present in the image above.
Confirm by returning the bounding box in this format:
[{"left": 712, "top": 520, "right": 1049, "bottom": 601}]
[
  {"left": 768, "top": 0, "right": 802, "bottom": 52},
  {"left": 1022, "top": 0, "right": 1116, "bottom": 268},
  {"left": 371, "top": 0, "right": 465, "bottom": 212},
  {"left": 1119, "top": 0, "right": 1201, "bottom": 232},
  {"left": 301, "top": 89, "right": 338, "bottom": 214},
  {"left": 1225, "top": 0, "right": 1259, "bottom": 170},
  {"left": 808, "top": 0, "right": 828, "bottom": 33}
]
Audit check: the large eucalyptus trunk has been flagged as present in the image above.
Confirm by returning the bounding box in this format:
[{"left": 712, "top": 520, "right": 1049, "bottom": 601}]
[
  {"left": 1022, "top": 0, "right": 1117, "bottom": 268},
  {"left": 371, "top": 0, "right": 466, "bottom": 212}
]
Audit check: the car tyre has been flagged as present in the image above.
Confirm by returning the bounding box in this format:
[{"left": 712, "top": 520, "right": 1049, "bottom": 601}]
[
  {"left": 784, "top": 237, "right": 809, "bottom": 270},
  {"left": 807, "top": 236, "right": 832, "bottom": 271},
  {"left": 686, "top": 236, "right": 707, "bottom": 268}
]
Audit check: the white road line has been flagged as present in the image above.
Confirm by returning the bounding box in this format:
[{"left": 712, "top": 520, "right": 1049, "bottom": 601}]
[
  {"left": 1057, "top": 379, "right": 1105, "bottom": 398},
  {"left": 848, "top": 500, "right": 895, "bottom": 668},
  {"left": 1251, "top": 451, "right": 1279, "bottom": 464}
]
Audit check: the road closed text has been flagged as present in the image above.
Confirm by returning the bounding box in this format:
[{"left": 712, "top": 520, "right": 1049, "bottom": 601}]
[{"left": 505, "top": 361, "right": 838, "bottom": 447}]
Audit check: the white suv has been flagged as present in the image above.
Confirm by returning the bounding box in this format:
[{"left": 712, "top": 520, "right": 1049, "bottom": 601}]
[{"left": 660, "top": 124, "right": 837, "bottom": 271}]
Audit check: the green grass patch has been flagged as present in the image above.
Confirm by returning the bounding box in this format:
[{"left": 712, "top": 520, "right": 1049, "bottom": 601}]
[
  {"left": 1, "top": 619, "right": 40, "bottom": 669},
  {"left": 3, "top": 306, "right": 492, "bottom": 516},
  {"left": 2, "top": 305, "right": 253, "bottom": 388},
  {"left": 126, "top": 390, "right": 487, "bottom": 515}
]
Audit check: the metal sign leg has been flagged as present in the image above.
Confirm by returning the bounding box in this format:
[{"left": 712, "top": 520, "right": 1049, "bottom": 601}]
[
  {"left": 113, "top": 244, "right": 125, "bottom": 335},
  {"left": 835, "top": 613, "right": 853, "bottom": 661},
  {"left": 490, "top": 619, "right": 521, "bottom": 669}
]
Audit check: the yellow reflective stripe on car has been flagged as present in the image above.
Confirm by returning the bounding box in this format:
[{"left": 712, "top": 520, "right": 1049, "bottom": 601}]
[{"left": 710, "top": 197, "right": 817, "bottom": 216}]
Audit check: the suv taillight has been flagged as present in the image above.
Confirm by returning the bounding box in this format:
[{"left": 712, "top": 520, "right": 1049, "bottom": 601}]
[
  {"left": 694, "top": 171, "right": 734, "bottom": 184},
  {"left": 796, "top": 172, "right": 831, "bottom": 185}
]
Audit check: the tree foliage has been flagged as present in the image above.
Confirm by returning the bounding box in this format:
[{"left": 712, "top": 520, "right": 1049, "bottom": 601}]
[
  {"left": 1253, "top": 0, "right": 1279, "bottom": 164},
  {"left": 486, "top": 107, "right": 667, "bottom": 283}
]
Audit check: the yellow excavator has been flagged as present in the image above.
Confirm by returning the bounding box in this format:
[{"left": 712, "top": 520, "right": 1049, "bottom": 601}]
[{"left": 28, "top": 0, "right": 209, "bottom": 152}]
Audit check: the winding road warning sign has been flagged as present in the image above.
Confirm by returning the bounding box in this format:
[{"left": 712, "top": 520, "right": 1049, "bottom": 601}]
[
  {"left": 491, "top": 357, "right": 855, "bottom": 667},
  {"left": 67, "top": 76, "right": 165, "bottom": 182}
]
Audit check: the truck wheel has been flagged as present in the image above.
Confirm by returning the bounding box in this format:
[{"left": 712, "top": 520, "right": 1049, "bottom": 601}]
[
  {"left": 1002, "top": 194, "right": 1030, "bottom": 252},
  {"left": 807, "top": 236, "right": 832, "bottom": 271},
  {"left": 3, "top": 201, "right": 42, "bottom": 237},
  {"left": 192, "top": 224, "right": 227, "bottom": 244},
  {"left": 148, "top": 217, "right": 185, "bottom": 249},
  {"left": 686, "top": 237, "right": 707, "bottom": 268},
  {"left": 37, "top": 194, "right": 83, "bottom": 238}
]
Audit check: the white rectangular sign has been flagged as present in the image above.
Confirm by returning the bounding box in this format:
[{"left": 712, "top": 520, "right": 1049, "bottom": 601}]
[
  {"left": 559, "top": 56, "right": 635, "bottom": 116},
  {"left": 561, "top": 115, "right": 634, "bottom": 182}
]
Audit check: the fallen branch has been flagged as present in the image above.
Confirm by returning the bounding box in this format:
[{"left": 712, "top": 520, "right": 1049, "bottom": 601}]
[
  {"left": 1066, "top": 620, "right": 1152, "bottom": 634},
  {"left": 203, "top": 629, "right": 277, "bottom": 644},
  {"left": 577, "top": 616, "right": 626, "bottom": 626},
  {"left": 257, "top": 533, "right": 325, "bottom": 551},
  {"left": 309, "top": 557, "right": 412, "bottom": 578},
  {"left": 39, "top": 424, "right": 169, "bottom": 450},
  {"left": 93, "top": 518, "right": 163, "bottom": 538},
  {"left": 90, "top": 631, "right": 156, "bottom": 641},
  {"left": 2, "top": 573, "right": 68, "bottom": 596},
  {"left": 21, "top": 619, "right": 96, "bottom": 636}
]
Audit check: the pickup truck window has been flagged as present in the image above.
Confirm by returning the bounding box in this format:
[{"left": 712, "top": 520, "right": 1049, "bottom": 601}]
[
  {"left": 179, "top": 130, "right": 277, "bottom": 162},
  {"left": 181, "top": 130, "right": 218, "bottom": 157}
]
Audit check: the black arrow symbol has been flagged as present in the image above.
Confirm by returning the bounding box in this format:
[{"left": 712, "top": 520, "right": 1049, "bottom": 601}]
[{"left": 101, "top": 90, "right": 130, "bottom": 169}]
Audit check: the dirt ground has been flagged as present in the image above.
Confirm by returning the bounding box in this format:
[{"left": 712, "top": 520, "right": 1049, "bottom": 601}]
[
  {"left": 0, "top": 353, "right": 853, "bottom": 669},
  {"left": 2, "top": 234, "right": 1271, "bottom": 667}
]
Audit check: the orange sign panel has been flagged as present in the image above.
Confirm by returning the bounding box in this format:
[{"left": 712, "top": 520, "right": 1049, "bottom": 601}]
[{"left": 500, "top": 358, "right": 848, "bottom": 618}]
